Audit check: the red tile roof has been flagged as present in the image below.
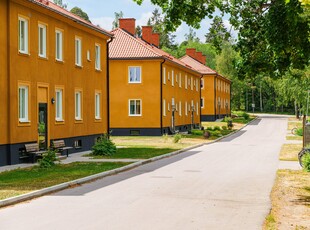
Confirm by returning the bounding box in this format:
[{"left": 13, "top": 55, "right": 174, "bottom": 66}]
[
  {"left": 109, "top": 28, "right": 199, "bottom": 74},
  {"left": 29, "top": 0, "right": 112, "bottom": 37}
]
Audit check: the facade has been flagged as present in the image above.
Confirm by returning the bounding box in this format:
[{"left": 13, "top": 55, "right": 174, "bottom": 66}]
[
  {"left": 109, "top": 19, "right": 201, "bottom": 136},
  {"left": 180, "top": 49, "right": 231, "bottom": 121},
  {"left": 0, "top": 0, "right": 112, "bottom": 166}
]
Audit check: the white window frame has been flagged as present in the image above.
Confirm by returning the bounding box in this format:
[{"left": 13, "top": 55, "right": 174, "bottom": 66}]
[
  {"left": 185, "top": 75, "right": 188, "bottom": 89},
  {"left": 75, "top": 37, "right": 82, "bottom": 66},
  {"left": 185, "top": 102, "right": 188, "bottom": 116},
  {"left": 18, "top": 17, "right": 29, "bottom": 54},
  {"left": 191, "top": 77, "right": 193, "bottom": 90},
  {"left": 55, "top": 30, "right": 63, "bottom": 61},
  {"left": 55, "top": 89, "right": 63, "bottom": 121},
  {"left": 172, "top": 70, "right": 174, "bottom": 86},
  {"left": 168, "top": 71, "right": 170, "bottom": 81},
  {"left": 163, "top": 99, "right": 166, "bottom": 116},
  {"left": 179, "top": 101, "right": 182, "bottom": 116},
  {"left": 163, "top": 67, "right": 166, "bottom": 84},
  {"left": 95, "top": 92, "right": 101, "bottom": 119},
  {"left": 18, "top": 85, "right": 29, "bottom": 122},
  {"left": 128, "top": 66, "right": 142, "bottom": 83},
  {"left": 75, "top": 91, "right": 82, "bottom": 120},
  {"left": 179, "top": 74, "right": 182, "bottom": 88},
  {"left": 201, "top": 98, "right": 204, "bottom": 108},
  {"left": 201, "top": 79, "right": 204, "bottom": 89},
  {"left": 196, "top": 79, "right": 199, "bottom": 91},
  {"left": 168, "top": 103, "right": 170, "bottom": 111},
  {"left": 129, "top": 99, "right": 142, "bottom": 116},
  {"left": 95, "top": 44, "right": 101, "bottom": 70},
  {"left": 38, "top": 24, "right": 47, "bottom": 58},
  {"left": 196, "top": 102, "right": 199, "bottom": 115}
]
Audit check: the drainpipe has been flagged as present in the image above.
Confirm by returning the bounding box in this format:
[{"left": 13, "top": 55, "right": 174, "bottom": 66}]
[
  {"left": 7, "top": 0, "right": 11, "bottom": 164},
  {"left": 199, "top": 75, "right": 203, "bottom": 127},
  {"left": 214, "top": 75, "right": 217, "bottom": 121},
  {"left": 160, "top": 58, "right": 166, "bottom": 135},
  {"left": 106, "top": 37, "right": 114, "bottom": 139}
]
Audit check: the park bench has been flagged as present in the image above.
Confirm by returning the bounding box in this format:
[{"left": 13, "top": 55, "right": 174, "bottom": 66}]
[
  {"left": 24, "top": 143, "right": 46, "bottom": 163},
  {"left": 51, "top": 140, "right": 73, "bottom": 157}
]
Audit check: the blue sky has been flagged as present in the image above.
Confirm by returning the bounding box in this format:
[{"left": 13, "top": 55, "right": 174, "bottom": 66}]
[{"left": 63, "top": 0, "right": 233, "bottom": 44}]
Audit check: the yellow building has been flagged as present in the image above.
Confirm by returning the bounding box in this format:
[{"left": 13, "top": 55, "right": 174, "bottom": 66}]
[
  {"left": 0, "top": 0, "right": 112, "bottom": 166},
  {"left": 180, "top": 49, "right": 231, "bottom": 121},
  {"left": 109, "top": 19, "right": 202, "bottom": 136}
]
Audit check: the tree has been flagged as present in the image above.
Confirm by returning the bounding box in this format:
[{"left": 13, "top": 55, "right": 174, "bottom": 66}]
[
  {"left": 53, "top": 0, "right": 67, "bottom": 9},
  {"left": 112, "top": 11, "right": 124, "bottom": 29},
  {"left": 205, "top": 16, "right": 230, "bottom": 54},
  {"left": 184, "top": 28, "right": 200, "bottom": 43},
  {"left": 136, "top": 25, "right": 142, "bottom": 37},
  {"left": 70, "top": 7, "right": 91, "bottom": 23}
]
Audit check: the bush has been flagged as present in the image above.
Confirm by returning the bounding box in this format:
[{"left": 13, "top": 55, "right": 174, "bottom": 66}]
[
  {"left": 296, "top": 128, "right": 303, "bottom": 136},
  {"left": 38, "top": 149, "right": 58, "bottom": 168},
  {"left": 206, "top": 127, "right": 213, "bottom": 131},
  {"left": 203, "top": 130, "right": 210, "bottom": 139},
  {"left": 302, "top": 152, "right": 310, "bottom": 172},
  {"left": 214, "top": 126, "right": 221, "bottom": 131},
  {"left": 92, "top": 135, "right": 116, "bottom": 156},
  {"left": 210, "top": 130, "right": 222, "bottom": 137},
  {"left": 173, "top": 133, "right": 182, "bottom": 143},
  {"left": 191, "top": 129, "right": 204, "bottom": 136},
  {"left": 222, "top": 126, "right": 227, "bottom": 130}
]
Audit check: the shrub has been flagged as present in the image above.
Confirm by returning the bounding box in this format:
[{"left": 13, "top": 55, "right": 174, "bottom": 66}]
[
  {"left": 38, "top": 149, "right": 58, "bottom": 168},
  {"left": 191, "top": 129, "right": 204, "bottom": 136},
  {"left": 173, "top": 133, "right": 182, "bottom": 143},
  {"left": 213, "top": 126, "right": 221, "bottom": 131},
  {"left": 296, "top": 128, "right": 303, "bottom": 136},
  {"left": 203, "top": 130, "right": 210, "bottom": 139},
  {"left": 241, "top": 112, "right": 250, "bottom": 120},
  {"left": 221, "top": 129, "right": 231, "bottom": 135},
  {"left": 206, "top": 127, "right": 213, "bottom": 131},
  {"left": 92, "top": 135, "right": 116, "bottom": 156},
  {"left": 222, "top": 126, "right": 227, "bottom": 130},
  {"left": 210, "top": 130, "right": 222, "bottom": 137},
  {"left": 301, "top": 152, "right": 310, "bottom": 172}
]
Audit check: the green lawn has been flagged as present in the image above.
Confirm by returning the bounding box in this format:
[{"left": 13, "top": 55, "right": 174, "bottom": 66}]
[
  {"left": 87, "top": 147, "right": 179, "bottom": 159},
  {"left": 0, "top": 162, "right": 129, "bottom": 200}
]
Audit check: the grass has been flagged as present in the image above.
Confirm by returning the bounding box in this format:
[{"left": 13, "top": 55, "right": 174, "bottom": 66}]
[
  {"left": 0, "top": 162, "right": 129, "bottom": 200},
  {"left": 279, "top": 144, "right": 302, "bottom": 161},
  {"left": 286, "top": 135, "right": 303, "bottom": 141},
  {"left": 263, "top": 170, "right": 310, "bottom": 230},
  {"left": 86, "top": 147, "right": 179, "bottom": 159}
]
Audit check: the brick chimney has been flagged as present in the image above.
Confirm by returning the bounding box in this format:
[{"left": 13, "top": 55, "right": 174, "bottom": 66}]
[
  {"left": 196, "top": 51, "right": 203, "bottom": 64},
  {"left": 119, "top": 18, "right": 136, "bottom": 36},
  {"left": 201, "top": 55, "right": 206, "bottom": 65},
  {"left": 151, "top": 33, "right": 160, "bottom": 47},
  {"left": 142, "top": 26, "right": 153, "bottom": 44},
  {"left": 186, "top": 48, "right": 197, "bottom": 60}
]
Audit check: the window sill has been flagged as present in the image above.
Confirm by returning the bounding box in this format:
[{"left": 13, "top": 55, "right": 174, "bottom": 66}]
[
  {"left": 18, "top": 52, "right": 30, "bottom": 57},
  {"left": 55, "top": 59, "right": 64, "bottom": 64},
  {"left": 18, "top": 120, "right": 31, "bottom": 127},
  {"left": 38, "top": 56, "right": 48, "bottom": 60},
  {"left": 75, "top": 119, "right": 83, "bottom": 124},
  {"left": 128, "top": 82, "right": 142, "bottom": 84},
  {"left": 75, "top": 64, "right": 83, "bottom": 69},
  {"left": 95, "top": 118, "right": 102, "bottom": 122},
  {"left": 95, "top": 69, "right": 102, "bottom": 72},
  {"left": 55, "top": 119, "right": 65, "bottom": 125},
  {"left": 129, "top": 115, "right": 142, "bottom": 117}
]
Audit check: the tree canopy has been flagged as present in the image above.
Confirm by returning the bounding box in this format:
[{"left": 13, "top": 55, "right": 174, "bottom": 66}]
[{"left": 70, "top": 7, "right": 91, "bottom": 23}]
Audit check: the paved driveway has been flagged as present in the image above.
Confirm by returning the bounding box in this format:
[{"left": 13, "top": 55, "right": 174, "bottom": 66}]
[{"left": 0, "top": 115, "right": 288, "bottom": 230}]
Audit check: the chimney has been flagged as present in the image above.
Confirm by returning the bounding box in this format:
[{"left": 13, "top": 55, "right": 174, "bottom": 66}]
[
  {"left": 119, "top": 18, "right": 136, "bottom": 36},
  {"left": 186, "top": 48, "right": 197, "bottom": 60},
  {"left": 196, "top": 51, "right": 203, "bottom": 64},
  {"left": 142, "top": 26, "right": 153, "bottom": 45},
  {"left": 151, "top": 33, "right": 160, "bottom": 47},
  {"left": 201, "top": 55, "right": 206, "bottom": 65}
]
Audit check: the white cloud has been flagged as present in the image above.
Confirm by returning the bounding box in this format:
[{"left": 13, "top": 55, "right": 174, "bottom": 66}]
[
  {"left": 136, "top": 12, "right": 153, "bottom": 27},
  {"left": 91, "top": 17, "right": 114, "bottom": 31}
]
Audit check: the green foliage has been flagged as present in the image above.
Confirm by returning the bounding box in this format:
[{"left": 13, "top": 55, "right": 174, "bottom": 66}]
[
  {"left": 222, "top": 126, "right": 227, "bottom": 130},
  {"left": 53, "top": 0, "right": 67, "bottom": 9},
  {"left": 112, "top": 11, "right": 124, "bottom": 29},
  {"left": 38, "top": 122, "right": 45, "bottom": 134},
  {"left": 233, "top": 111, "right": 250, "bottom": 120},
  {"left": 301, "top": 152, "right": 310, "bottom": 172},
  {"left": 296, "top": 128, "right": 303, "bottom": 136},
  {"left": 173, "top": 133, "right": 182, "bottom": 143},
  {"left": 92, "top": 135, "right": 117, "bottom": 156},
  {"left": 190, "top": 129, "right": 204, "bottom": 135},
  {"left": 210, "top": 130, "right": 222, "bottom": 138},
  {"left": 213, "top": 126, "right": 221, "bottom": 131},
  {"left": 38, "top": 149, "right": 58, "bottom": 168},
  {"left": 70, "top": 7, "right": 91, "bottom": 23}
]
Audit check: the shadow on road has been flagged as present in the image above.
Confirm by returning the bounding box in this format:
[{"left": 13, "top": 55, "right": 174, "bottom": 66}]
[
  {"left": 220, "top": 130, "right": 247, "bottom": 142},
  {"left": 51, "top": 150, "right": 202, "bottom": 197},
  {"left": 248, "top": 119, "right": 261, "bottom": 126}
]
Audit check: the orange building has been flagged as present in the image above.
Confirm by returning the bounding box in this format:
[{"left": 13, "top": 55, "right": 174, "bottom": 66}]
[
  {"left": 109, "top": 19, "right": 202, "bottom": 136},
  {"left": 0, "top": 0, "right": 112, "bottom": 166},
  {"left": 180, "top": 49, "right": 231, "bottom": 121}
]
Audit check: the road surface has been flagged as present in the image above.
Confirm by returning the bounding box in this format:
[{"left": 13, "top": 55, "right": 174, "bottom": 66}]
[{"left": 0, "top": 115, "right": 288, "bottom": 230}]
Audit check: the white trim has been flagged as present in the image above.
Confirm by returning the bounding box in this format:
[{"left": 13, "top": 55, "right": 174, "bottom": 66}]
[
  {"left": 179, "top": 101, "right": 182, "bottom": 116},
  {"left": 38, "top": 24, "right": 47, "bottom": 58},
  {"left": 55, "top": 30, "right": 63, "bottom": 61},
  {"left": 179, "top": 73, "right": 182, "bottom": 88},
  {"left": 95, "top": 44, "right": 101, "bottom": 70},
  {"left": 18, "top": 85, "right": 29, "bottom": 122},
  {"left": 75, "top": 91, "right": 82, "bottom": 120},
  {"left": 172, "top": 70, "right": 174, "bottom": 86},
  {"left": 185, "top": 102, "right": 188, "bottom": 116},
  {"left": 18, "top": 17, "right": 28, "bottom": 54},
  {"left": 95, "top": 92, "right": 101, "bottom": 119},
  {"left": 163, "top": 99, "right": 166, "bottom": 116},
  {"left": 55, "top": 89, "right": 63, "bottom": 121},
  {"left": 75, "top": 37, "right": 82, "bottom": 66},
  {"left": 201, "top": 79, "right": 204, "bottom": 89},
  {"left": 128, "top": 66, "right": 142, "bottom": 83},
  {"left": 163, "top": 67, "right": 166, "bottom": 84},
  {"left": 129, "top": 99, "right": 142, "bottom": 116},
  {"left": 185, "top": 75, "right": 188, "bottom": 89}
]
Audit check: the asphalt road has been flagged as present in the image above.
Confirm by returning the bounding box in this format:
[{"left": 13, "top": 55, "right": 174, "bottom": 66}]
[{"left": 0, "top": 115, "right": 288, "bottom": 230}]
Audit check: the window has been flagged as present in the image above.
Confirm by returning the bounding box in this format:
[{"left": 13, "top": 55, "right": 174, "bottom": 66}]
[
  {"left": 129, "top": 99, "right": 141, "bottom": 116},
  {"left": 179, "top": 101, "right": 182, "bottom": 116},
  {"left": 179, "top": 74, "right": 182, "bottom": 87},
  {"left": 163, "top": 99, "right": 166, "bottom": 116},
  {"left": 75, "top": 91, "right": 82, "bottom": 120},
  {"left": 19, "top": 85, "right": 29, "bottom": 122},
  {"left": 38, "top": 24, "right": 47, "bottom": 58},
  {"left": 172, "top": 70, "right": 174, "bottom": 86},
  {"left": 201, "top": 79, "right": 204, "bottom": 89},
  {"left": 95, "top": 92, "right": 101, "bottom": 119},
  {"left": 168, "top": 72, "right": 170, "bottom": 81},
  {"left": 185, "top": 75, "right": 188, "bottom": 89},
  {"left": 55, "top": 89, "right": 63, "bottom": 121},
  {"left": 196, "top": 102, "right": 199, "bottom": 115},
  {"left": 95, "top": 44, "right": 101, "bottom": 70},
  {"left": 163, "top": 67, "right": 166, "bottom": 84},
  {"left": 87, "top": 50, "right": 91, "bottom": 61},
  {"left": 129, "top": 67, "right": 141, "bottom": 83},
  {"left": 18, "top": 17, "right": 28, "bottom": 54},
  {"left": 75, "top": 37, "right": 82, "bottom": 66},
  {"left": 185, "top": 102, "right": 188, "bottom": 116},
  {"left": 176, "top": 73, "right": 178, "bottom": 82},
  {"left": 201, "top": 98, "right": 204, "bottom": 108},
  {"left": 196, "top": 79, "right": 199, "bottom": 91},
  {"left": 191, "top": 77, "right": 193, "bottom": 90},
  {"left": 55, "top": 30, "right": 63, "bottom": 61},
  {"left": 168, "top": 103, "right": 170, "bottom": 111}
]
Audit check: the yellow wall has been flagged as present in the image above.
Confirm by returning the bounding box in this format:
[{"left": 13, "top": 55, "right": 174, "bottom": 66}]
[
  {"left": 201, "top": 75, "right": 216, "bottom": 116},
  {"left": 162, "top": 62, "right": 201, "bottom": 128},
  {"left": 0, "top": 0, "right": 9, "bottom": 145},
  {"left": 6, "top": 0, "right": 109, "bottom": 145},
  {"left": 110, "top": 60, "right": 161, "bottom": 128}
]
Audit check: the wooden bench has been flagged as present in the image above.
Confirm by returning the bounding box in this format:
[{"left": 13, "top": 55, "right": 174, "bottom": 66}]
[
  {"left": 24, "top": 143, "right": 46, "bottom": 163},
  {"left": 51, "top": 140, "right": 73, "bottom": 157}
]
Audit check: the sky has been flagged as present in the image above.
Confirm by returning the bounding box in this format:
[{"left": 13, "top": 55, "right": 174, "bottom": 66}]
[{"left": 63, "top": 0, "right": 234, "bottom": 44}]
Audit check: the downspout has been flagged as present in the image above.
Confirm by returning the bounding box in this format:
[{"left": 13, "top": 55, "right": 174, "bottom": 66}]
[
  {"left": 199, "top": 75, "right": 203, "bottom": 127},
  {"left": 160, "top": 58, "right": 166, "bottom": 135},
  {"left": 214, "top": 75, "right": 217, "bottom": 121},
  {"left": 7, "top": 0, "right": 11, "bottom": 164},
  {"left": 230, "top": 81, "right": 232, "bottom": 116},
  {"left": 106, "top": 37, "right": 114, "bottom": 138}
]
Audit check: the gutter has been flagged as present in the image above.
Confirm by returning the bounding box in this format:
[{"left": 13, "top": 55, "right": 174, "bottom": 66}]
[
  {"left": 107, "top": 37, "right": 114, "bottom": 138},
  {"left": 199, "top": 75, "right": 204, "bottom": 127},
  {"left": 214, "top": 75, "right": 217, "bottom": 121},
  {"left": 160, "top": 59, "right": 166, "bottom": 135}
]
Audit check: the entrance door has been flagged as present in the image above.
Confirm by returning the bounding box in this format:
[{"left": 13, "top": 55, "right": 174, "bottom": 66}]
[{"left": 38, "top": 103, "right": 48, "bottom": 150}]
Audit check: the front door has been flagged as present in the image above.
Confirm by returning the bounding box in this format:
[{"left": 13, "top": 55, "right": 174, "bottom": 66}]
[{"left": 38, "top": 103, "right": 47, "bottom": 150}]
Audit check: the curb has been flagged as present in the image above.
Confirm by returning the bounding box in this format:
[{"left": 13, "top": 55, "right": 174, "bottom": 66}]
[{"left": 0, "top": 118, "right": 257, "bottom": 208}]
